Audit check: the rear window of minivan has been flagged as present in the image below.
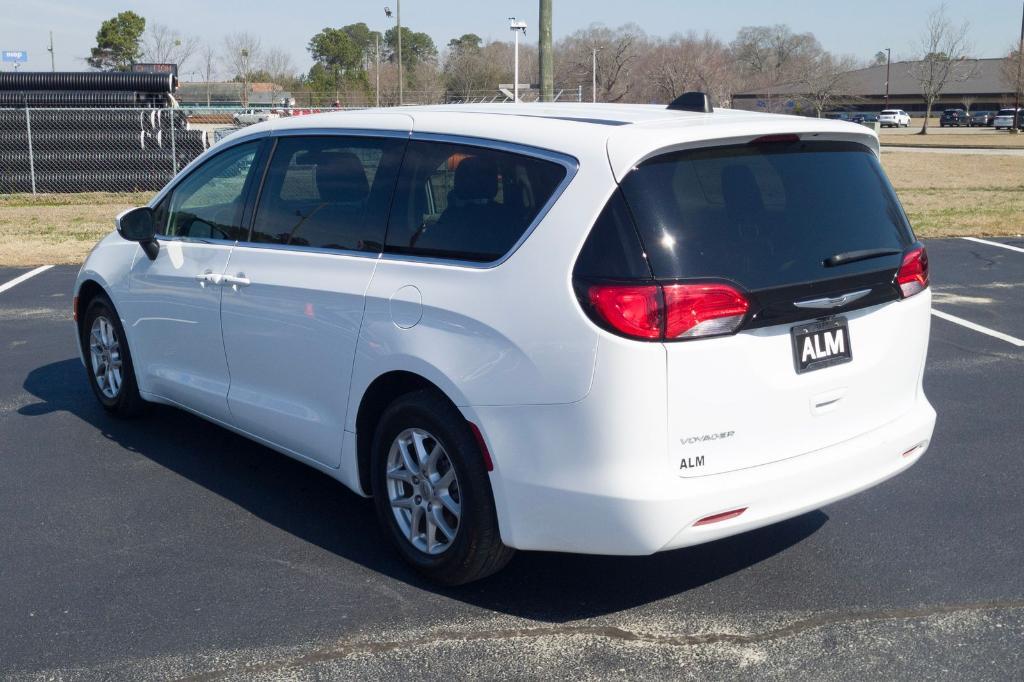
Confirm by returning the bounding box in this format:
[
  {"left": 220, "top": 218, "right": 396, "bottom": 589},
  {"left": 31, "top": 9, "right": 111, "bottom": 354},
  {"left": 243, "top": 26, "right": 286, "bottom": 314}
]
[{"left": 617, "top": 140, "right": 914, "bottom": 290}]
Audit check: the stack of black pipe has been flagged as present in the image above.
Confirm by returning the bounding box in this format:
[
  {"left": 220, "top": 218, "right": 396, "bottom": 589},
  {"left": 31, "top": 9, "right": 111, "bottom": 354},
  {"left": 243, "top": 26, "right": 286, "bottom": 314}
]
[
  {"left": 0, "top": 71, "right": 175, "bottom": 108},
  {"left": 0, "top": 72, "right": 208, "bottom": 192}
]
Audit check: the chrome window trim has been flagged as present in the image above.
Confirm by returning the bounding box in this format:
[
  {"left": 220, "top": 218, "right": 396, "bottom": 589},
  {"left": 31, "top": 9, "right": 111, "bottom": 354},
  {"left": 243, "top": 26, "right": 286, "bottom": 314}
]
[{"left": 230, "top": 240, "right": 382, "bottom": 261}]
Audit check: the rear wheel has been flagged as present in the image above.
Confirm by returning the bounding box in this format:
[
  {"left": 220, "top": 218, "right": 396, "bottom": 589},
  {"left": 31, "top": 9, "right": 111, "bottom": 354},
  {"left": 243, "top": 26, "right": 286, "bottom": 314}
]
[
  {"left": 370, "top": 390, "right": 513, "bottom": 585},
  {"left": 80, "top": 295, "right": 147, "bottom": 416}
]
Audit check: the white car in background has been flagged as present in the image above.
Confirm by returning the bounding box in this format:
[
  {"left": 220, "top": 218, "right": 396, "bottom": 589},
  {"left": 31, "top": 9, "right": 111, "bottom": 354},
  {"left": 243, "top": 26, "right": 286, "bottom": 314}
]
[
  {"left": 994, "top": 108, "right": 1022, "bottom": 130},
  {"left": 879, "top": 109, "right": 911, "bottom": 127},
  {"left": 73, "top": 99, "right": 936, "bottom": 584},
  {"left": 231, "top": 109, "right": 280, "bottom": 125}
]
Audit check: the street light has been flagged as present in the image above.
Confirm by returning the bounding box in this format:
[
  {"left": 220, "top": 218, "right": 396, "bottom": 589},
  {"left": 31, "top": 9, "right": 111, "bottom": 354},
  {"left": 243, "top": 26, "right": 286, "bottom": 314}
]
[
  {"left": 1014, "top": 1, "right": 1024, "bottom": 133},
  {"left": 240, "top": 48, "right": 249, "bottom": 107},
  {"left": 509, "top": 17, "right": 527, "bottom": 103},
  {"left": 591, "top": 46, "right": 602, "bottom": 103},
  {"left": 385, "top": 3, "right": 402, "bottom": 105},
  {"left": 884, "top": 47, "right": 891, "bottom": 110}
]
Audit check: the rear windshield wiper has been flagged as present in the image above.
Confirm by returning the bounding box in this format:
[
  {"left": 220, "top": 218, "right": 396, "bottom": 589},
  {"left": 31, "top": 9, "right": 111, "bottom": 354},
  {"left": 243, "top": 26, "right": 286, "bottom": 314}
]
[{"left": 823, "top": 248, "right": 902, "bottom": 267}]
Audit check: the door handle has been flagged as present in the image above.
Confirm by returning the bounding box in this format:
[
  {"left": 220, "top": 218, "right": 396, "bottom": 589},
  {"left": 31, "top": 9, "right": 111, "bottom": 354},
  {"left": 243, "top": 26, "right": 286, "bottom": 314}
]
[
  {"left": 195, "top": 271, "right": 223, "bottom": 287},
  {"left": 223, "top": 273, "right": 251, "bottom": 290}
]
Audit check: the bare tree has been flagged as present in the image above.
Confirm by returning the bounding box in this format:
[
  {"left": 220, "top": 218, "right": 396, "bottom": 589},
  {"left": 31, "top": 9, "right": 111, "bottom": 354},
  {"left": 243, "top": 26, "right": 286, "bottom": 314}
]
[
  {"left": 222, "top": 32, "right": 263, "bottom": 105},
  {"left": 730, "top": 25, "right": 823, "bottom": 112},
  {"left": 907, "top": 4, "right": 976, "bottom": 134},
  {"left": 197, "top": 42, "right": 218, "bottom": 106},
  {"left": 142, "top": 23, "right": 200, "bottom": 70},
  {"left": 796, "top": 53, "right": 860, "bottom": 117},
  {"left": 556, "top": 23, "right": 647, "bottom": 102},
  {"left": 262, "top": 47, "right": 297, "bottom": 102},
  {"left": 1000, "top": 45, "right": 1024, "bottom": 116},
  {"left": 637, "top": 32, "right": 737, "bottom": 106},
  {"left": 960, "top": 94, "right": 976, "bottom": 114}
]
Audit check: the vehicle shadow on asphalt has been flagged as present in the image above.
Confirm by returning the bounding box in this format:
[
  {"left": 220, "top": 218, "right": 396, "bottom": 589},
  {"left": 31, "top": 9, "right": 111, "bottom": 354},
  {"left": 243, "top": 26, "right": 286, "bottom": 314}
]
[{"left": 20, "top": 358, "right": 827, "bottom": 623}]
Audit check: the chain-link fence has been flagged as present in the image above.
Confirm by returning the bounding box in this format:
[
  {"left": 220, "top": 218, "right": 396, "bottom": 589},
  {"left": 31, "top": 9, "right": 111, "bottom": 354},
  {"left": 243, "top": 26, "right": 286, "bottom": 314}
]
[
  {"left": 0, "top": 96, "right": 587, "bottom": 195},
  {"left": 0, "top": 108, "right": 209, "bottom": 194}
]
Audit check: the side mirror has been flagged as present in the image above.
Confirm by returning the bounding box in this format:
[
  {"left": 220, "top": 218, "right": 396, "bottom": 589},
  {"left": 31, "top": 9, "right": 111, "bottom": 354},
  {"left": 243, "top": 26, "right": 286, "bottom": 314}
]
[{"left": 116, "top": 206, "right": 159, "bottom": 261}]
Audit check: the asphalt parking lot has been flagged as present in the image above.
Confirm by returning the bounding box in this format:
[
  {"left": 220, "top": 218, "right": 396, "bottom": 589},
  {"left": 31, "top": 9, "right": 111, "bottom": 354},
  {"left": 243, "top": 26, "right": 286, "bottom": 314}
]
[{"left": 1, "top": 236, "right": 1022, "bottom": 680}]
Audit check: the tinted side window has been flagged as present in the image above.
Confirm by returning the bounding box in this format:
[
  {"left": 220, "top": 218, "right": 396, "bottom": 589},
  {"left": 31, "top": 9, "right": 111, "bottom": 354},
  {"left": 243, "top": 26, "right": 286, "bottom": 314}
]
[
  {"left": 249, "top": 135, "right": 405, "bottom": 252},
  {"left": 158, "top": 141, "right": 260, "bottom": 240},
  {"left": 573, "top": 190, "right": 652, "bottom": 281},
  {"left": 385, "top": 141, "right": 567, "bottom": 262}
]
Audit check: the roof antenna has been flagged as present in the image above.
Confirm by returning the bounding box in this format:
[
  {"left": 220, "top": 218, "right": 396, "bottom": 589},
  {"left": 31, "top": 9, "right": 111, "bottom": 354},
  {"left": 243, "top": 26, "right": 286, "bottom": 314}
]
[{"left": 668, "top": 92, "right": 713, "bottom": 113}]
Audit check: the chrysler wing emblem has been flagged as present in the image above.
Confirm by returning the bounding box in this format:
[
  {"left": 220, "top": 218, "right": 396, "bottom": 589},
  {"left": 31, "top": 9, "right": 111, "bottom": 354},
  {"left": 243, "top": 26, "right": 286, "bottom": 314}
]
[{"left": 793, "top": 289, "right": 872, "bottom": 310}]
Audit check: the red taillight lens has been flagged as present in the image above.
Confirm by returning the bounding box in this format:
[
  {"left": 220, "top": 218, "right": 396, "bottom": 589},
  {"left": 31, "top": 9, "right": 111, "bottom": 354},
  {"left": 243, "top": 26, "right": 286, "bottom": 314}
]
[
  {"left": 588, "top": 284, "right": 663, "bottom": 339},
  {"left": 663, "top": 284, "right": 750, "bottom": 339},
  {"left": 587, "top": 283, "right": 749, "bottom": 341},
  {"left": 897, "top": 246, "right": 929, "bottom": 298}
]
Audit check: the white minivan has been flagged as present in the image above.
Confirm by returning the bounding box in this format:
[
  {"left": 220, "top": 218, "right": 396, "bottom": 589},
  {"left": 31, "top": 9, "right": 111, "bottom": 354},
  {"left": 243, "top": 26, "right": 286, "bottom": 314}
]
[{"left": 74, "top": 98, "right": 936, "bottom": 584}]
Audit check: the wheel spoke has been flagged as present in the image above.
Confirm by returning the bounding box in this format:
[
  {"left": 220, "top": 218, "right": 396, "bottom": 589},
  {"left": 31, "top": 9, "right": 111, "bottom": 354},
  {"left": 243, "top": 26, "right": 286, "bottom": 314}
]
[
  {"left": 398, "top": 438, "right": 419, "bottom": 475},
  {"left": 431, "top": 506, "right": 457, "bottom": 541},
  {"left": 438, "top": 491, "right": 460, "bottom": 516},
  {"left": 409, "top": 505, "right": 423, "bottom": 543},
  {"left": 425, "top": 512, "right": 437, "bottom": 553},
  {"left": 391, "top": 495, "right": 415, "bottom": 509},
  {"left": 436, "top": 468, "right": 455, "bottom": 490},
  {"left": 411, "top": 431, "right": 430, "bottom": 468},
  {"left": 424, "top": 443, "right": 442, "bottom": 477},
  {"left": 387, "top": 467, "right": 413, "bottom": 484}
]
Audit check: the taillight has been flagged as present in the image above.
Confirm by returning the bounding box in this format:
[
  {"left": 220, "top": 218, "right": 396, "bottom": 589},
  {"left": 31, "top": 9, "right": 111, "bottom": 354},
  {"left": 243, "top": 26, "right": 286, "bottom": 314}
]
[
  {"left": 897, "top": 246, "right": 929, "bottom": 298},
  {"left": 588, "top": 284, "right": 663, "bottom": 339},
  {"left": 586, "top": 282, "right": 749, "bottom": 341},
  {"left": 663, "top": 284, "right": 750, "bottom": 339}
]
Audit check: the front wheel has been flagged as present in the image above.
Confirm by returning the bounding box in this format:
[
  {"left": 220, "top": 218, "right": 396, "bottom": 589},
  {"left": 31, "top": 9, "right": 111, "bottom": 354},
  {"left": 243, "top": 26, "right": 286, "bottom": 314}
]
[
  {"left": 80, "top": 295, "right": 147, "bottom": 416},
  {"left": 370, "top": 390, "right": 514, "bottom": 585}
]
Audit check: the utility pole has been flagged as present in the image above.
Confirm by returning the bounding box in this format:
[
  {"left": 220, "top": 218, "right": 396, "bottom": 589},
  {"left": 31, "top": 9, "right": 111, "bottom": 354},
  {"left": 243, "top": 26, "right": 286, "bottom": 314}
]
[
  {"left": 884, "top": 47, "right": 891, "bottom": 110},
  {"left": 385, "top": 4, "right": 402, "bottom": 105},
  {"left": 48, "top": 31, "right": 55, "bottom": 71},
  {"left": 1014, "top": 1, "right": 1024, "bottom": 133},
  {"left": 397, "top": 0, "right": 402, "bottom": 105},
  {"left": 538, "top": 0, "right": 553, "bottom": 102},
  {"left": 591, "top": 47, "right": 601, "bottom": 103},
  {"left": 240, "top": 48, "right": 249, "bottom": 107},
  {"left": 375, "top": 33, "right": 381, "bottom": 108},
  {"left": 510, "top": 18, "right": 527, "bottom": 103}
]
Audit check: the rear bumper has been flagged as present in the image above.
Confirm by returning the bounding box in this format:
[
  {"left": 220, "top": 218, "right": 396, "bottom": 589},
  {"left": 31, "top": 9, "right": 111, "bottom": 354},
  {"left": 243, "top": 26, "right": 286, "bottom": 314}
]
[{"left": 470, "top": 398, "right": 935, "bottom": 556}]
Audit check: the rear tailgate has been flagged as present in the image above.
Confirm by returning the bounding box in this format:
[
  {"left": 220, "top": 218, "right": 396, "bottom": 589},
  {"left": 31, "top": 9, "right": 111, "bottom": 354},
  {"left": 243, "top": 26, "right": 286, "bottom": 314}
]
[{"left": 609, "top": 123, "right": 930, "bottom": 477}]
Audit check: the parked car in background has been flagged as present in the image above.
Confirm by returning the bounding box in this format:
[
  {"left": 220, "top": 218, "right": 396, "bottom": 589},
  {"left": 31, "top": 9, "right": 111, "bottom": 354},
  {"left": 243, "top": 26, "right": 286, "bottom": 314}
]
[
  {"left": 231, "top": 109, "right": 280, "bottom": 125},
  {"left": 994, "top": 108, "right": 1022, "bottom": 130},
  {"left": 850, "top": 113, "right": 879, "bottom": 125},
  {"left": 879, "top": 109, "right": 911, "bottom": 127},
  {"left": 969, "top": 111, "right": 995, "bottom": 127},
  {"left": 73, "top": 102, "right": 936, "bottom": 584},
  {"left": 939, "top": 109, "right": 969, "bottom": 127}
]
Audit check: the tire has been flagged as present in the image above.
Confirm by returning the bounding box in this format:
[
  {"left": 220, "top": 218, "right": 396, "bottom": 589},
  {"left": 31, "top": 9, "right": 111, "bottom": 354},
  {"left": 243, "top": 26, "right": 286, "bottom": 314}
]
[
  {"left": 370, "top": 389, "right": 514, "bottom": 585},
  {"left": 80, "top": 294, "right": 148, "bottom": 417}
]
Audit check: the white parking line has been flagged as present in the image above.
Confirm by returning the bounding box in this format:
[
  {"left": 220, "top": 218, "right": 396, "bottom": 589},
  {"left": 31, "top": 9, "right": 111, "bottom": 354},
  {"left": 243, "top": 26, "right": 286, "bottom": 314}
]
[
  {"left": 0, "top": 265, "right": 54, "bottom": 295},
  {"left": 961, "top": 237, "right": 1024, "bottom": 254},
  {"left": 932, "top": 309, "right": 1024, "bottom": 347}
]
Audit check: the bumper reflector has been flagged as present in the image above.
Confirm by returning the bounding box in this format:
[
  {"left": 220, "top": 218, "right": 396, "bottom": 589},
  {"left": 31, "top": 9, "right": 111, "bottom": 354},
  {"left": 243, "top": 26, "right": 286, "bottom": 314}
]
[{"left": 694, "top": 507, "right": 747, "bottom": 527}]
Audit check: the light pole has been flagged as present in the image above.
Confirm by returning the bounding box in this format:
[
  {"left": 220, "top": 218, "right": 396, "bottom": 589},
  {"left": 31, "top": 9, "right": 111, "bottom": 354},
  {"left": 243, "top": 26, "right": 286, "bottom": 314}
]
[
  {"left": 884, "top": 47, "right": 891, "bottom": 110},
  {"left": 1014, "top": 1, "right": 1024, "bottom": 133},
  {"left": 375, "top": 33, "right": 381, "bottom": 108},
  {"left": 591, "top": 46, "right": 601, "bottom": 103},
  {"left": 48, "top": 31, "right": 55, "bottom": 72},
  {"left": 385, "top": 4, "right": 402, "bottom": 105},
  {"left": 240, "top": 48, "right": 249, "bottom": 107},
  {"left": 509, "top": 18, "right": 527, "bottom": 103}
]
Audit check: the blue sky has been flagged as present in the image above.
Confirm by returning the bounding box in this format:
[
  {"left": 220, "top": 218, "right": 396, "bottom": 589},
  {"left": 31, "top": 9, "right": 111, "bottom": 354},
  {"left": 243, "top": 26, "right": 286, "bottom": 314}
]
[{"left": 1, "top": 0, "right": 1021, "bottom": 74}]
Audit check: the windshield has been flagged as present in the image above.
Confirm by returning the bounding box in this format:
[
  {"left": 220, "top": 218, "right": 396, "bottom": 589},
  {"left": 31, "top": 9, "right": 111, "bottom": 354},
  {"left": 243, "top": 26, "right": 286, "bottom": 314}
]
[{"left": 617, "top": 140, "right": 914, "bottom": 291}]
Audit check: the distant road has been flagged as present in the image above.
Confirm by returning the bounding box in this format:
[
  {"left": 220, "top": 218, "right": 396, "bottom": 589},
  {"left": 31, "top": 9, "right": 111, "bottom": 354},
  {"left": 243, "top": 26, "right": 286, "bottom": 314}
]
[{"left": 881, "top": 145, "right": 1024, "bottom": 156}]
